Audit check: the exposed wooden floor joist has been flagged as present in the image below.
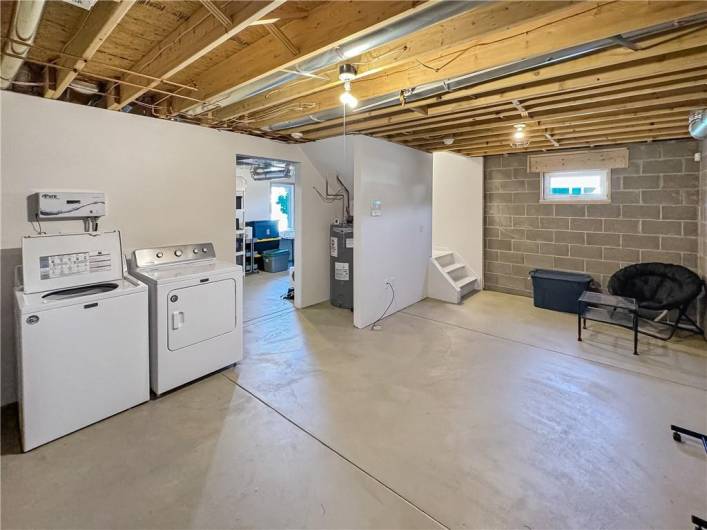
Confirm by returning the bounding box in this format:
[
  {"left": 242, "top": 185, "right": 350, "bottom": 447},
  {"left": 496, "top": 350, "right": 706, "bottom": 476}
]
[{"left": 1, "top": 0, "right": 705, "bottom": 155}]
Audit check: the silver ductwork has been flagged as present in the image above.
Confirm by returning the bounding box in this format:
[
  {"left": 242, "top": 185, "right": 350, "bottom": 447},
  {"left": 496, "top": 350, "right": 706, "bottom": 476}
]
[
  {"left": 689, "top": 109, "right": 707, "bottom": 140},
  {"left": 0, "top": 0, "right": 46, "bottom": 90},
  {"left": 266, "top": 11, "right": 707, "bottom": 133},
  {"left": 186, "top": 1, "right": 484, "bottom": 116}
]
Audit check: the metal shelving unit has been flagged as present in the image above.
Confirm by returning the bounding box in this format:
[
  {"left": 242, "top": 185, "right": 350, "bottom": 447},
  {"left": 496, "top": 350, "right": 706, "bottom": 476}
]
[
  {"left": 235, "top": 190, "right": 247, "bottom": 271},
  {"left": 236, "top": 189, "right": 257, "bottom": 275}
]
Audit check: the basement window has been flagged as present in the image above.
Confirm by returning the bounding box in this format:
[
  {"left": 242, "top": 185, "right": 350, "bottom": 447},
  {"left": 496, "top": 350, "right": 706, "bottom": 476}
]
[{"left": 541, "top": 169, "right": 610, "bottom": 203}]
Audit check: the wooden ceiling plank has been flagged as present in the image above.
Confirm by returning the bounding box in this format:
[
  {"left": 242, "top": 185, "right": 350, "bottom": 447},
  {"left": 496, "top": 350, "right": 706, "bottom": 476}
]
[
  {"left": 213, "top": 0, "right": 586, "bottom": 121},
  {"left": 199, "top": 1, "right": 232, "bottom": 28},
  {"left": 171, "top": 1, "right": 429, "bottom": 115},
  {"left": 459, "top": 129, "right": 690, "bottom": 156},
  {"left": 110, "top": 0, "right": 286, "bottom": 111},
  {"left": 377, "top": 92, "right": 707, "bottom": 140},
  {"left": 370, "top": 70, "right": 707, "bottom": 138},
  {"left": 46, "top": 0, "right": 136, "bottom": 99},
  {"left": 407, "top": 114, "right": 690, "bottom": 149},
  {"left": 263, "top": 23, "right": 298, "bottom": 56},
  {"left": 289, "top": 39, "right": 707, "bottom": 139},
  {"left": 410, "top": 115, "right": 689, "bottom": 149},
  {"left": 440, "top": 120, "right": 688, "bottom": 151},
  {"left": 243, "top": 1, "right": 707, "bottom": 128}
]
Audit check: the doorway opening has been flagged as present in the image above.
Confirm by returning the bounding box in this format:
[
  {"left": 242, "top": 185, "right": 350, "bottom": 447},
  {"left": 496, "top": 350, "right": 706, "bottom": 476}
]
[{"left": 236, "top": 155, "right": 298, "bottom": 323}]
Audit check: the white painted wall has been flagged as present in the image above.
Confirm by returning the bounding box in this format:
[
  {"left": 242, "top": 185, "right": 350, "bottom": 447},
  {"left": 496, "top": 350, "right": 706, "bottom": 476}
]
[
  {"left": 352, "top": 135, "right": 433, "bottom": 329},
  {"left": 300, "top": 135, "right": 354, "bottom": 220},
  {"left": 432, "top": 151, "right": 484, "bottom": 286},
  {"left": 0, "top": 91, "right": 339, "bottom": 404}
]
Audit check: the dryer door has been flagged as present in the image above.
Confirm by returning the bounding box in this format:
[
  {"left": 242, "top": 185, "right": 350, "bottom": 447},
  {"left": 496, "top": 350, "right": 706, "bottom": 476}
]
[{"left": 167, "top": 279, "right": 236, "bottom": 351}]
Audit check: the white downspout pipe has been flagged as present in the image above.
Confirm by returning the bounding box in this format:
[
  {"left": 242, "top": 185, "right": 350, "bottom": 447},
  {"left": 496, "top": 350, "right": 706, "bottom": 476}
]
[{"left": 1, "top": 0, "right": 46, "bottom": 90}]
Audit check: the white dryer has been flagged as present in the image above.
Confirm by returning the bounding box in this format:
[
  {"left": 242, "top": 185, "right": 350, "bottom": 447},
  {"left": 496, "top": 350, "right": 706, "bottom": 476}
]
[
  {"left": 15, "top": 231, "right": 149, "bottom": 452},
  {"left": 129, "top": 243, "right": 243, "bottom": 396}
]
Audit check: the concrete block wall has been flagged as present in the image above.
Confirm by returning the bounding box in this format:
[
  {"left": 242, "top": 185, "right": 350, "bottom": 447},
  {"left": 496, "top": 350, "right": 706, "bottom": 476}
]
[{"left": 484, "top": 139, "right": 700, "bottom": 297}]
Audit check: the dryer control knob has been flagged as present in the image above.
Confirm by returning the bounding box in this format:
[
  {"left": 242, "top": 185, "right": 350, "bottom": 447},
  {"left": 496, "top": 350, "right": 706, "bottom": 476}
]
[
  {"left": 175, "top": 250, "right": 183, "bottom": 257},
  {"left": 156, "top": 252, "right": 163, "bottom": 258},
  {"left": 202, "top": 247, "right": 208, "bottom": 252},
  {"left": 193, "top": 248, "right": 199, "bottom": 254}
]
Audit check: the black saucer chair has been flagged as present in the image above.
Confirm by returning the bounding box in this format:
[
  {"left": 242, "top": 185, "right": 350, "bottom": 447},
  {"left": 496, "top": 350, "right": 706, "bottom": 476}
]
[{"left": 608, "top": 262, "right": 705, "bottom": 340}]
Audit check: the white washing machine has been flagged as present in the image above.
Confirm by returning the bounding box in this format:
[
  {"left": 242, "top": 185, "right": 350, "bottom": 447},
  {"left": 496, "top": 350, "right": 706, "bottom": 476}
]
[
  {"left": 15, "top": 231, "right": 150, "bottom": 452},
  {"left": 128, "top": 243, "right": 243, "bottom": 396}
]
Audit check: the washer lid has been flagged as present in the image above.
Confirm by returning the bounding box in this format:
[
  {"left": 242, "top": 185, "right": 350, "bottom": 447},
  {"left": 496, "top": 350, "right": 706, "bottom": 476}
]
[
  {"left": 21, "top": 231, "right": 124, "bottom": 294},
  {"left": 133, "top": 260, "right": 240, "bottom": 283},
  {"left": 16, "top": 276, "right": 145, "bottom": 313}
]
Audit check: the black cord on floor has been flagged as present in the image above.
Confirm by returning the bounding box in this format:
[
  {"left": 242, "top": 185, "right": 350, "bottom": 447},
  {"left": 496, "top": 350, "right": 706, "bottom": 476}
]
[{"left": 370, "top": 281, "right": 395, "bottom": 330}]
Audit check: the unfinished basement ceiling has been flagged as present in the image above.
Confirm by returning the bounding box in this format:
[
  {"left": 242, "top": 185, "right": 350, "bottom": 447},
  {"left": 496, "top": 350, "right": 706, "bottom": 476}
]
[{"left": 1, "top": 0, "right": 706, "bottom": 155}]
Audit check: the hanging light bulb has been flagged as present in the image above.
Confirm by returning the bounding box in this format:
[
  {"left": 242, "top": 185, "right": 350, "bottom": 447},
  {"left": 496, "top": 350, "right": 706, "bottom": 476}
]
[
  {"left": 510, "top": 123, "right": 530, "bottom": 148},
  {"left": 339, "top": 80, "right": 358, "bottom": 108}
]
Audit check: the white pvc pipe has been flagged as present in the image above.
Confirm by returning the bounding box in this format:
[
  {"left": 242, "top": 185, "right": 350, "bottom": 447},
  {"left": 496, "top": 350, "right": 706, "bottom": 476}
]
[{"left": 1, "top": 0, "right": 46, "bottom": 90}]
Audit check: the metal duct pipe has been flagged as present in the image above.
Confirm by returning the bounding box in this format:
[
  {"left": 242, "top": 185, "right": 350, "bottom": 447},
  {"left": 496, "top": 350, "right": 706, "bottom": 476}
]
[
  {"left": 1, "top": 0, "right": 46, "bottom": 90},
  {"left": 689, "top": 109, "right": 707, "bottom": 140},
  {"left": 267, "top": 11, "right": 707, "bottom": 133},
  {"left": 186, "top": 1, "right": 484, "bottom": 116}
]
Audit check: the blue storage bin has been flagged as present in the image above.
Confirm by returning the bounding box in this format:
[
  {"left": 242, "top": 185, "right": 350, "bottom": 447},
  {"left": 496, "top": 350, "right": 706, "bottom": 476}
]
[{"left": 529, "top": 269, "right": 592, "bottom": 314}]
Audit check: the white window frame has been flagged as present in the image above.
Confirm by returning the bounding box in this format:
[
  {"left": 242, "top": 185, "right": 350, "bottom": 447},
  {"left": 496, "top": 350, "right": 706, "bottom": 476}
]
[
  {"left": 540, "top": 169, "right": 611, "bottom": 204},
  {"left": 269, "top": 181, "right": 295, "bottom": 232}
]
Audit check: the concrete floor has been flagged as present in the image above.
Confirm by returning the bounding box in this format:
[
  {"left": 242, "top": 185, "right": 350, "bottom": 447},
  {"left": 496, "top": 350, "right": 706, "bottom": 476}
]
[
  {"left": 242, "top": 270, "right": 293, "bottom": 323},
  {"left": 3, "top": 290, "right": 706, "bottom": 529}
]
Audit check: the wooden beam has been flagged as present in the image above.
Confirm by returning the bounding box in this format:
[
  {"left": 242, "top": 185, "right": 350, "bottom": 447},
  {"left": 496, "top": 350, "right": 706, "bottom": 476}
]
[
  {"left": 199, "top": 0, "right": 232, "bottom": 28},
  {"left": 367, "top": 64, "right": 707, "bottom": 139},
  {"left": 370, "top": 92, "right": 707, "bottom": 147},
  {"left": 237, "top": 1, "right": 707, "bottom": 127},
  {"left": 512, "top": 100, "right": 529, "bottom": 118},
  {"left": 447, "top": 118, "right": 688, "bottom": 147},
  {"left": 459, "top": 130, "right": 690, "bottom": 156},
  {"left": 109, "top": 0, "right": 286, "bottom": 110},
  {"left": 404, "top": 111, "right": 691, "bottom": 148},
  {"left": 213, "top": 0, "right": 585, "bottom": 121},
  {"left": 171, "top": 1, "right": 427, "bottom": 115},
  {"left": 263, "top": 23, "right": 298, "bottom": 56},
  {"left": 46, "top": 0, "right": 135, "bottom": 99},
  {"left": 409, "top": 115, "right": 689, "bottom": 149},
  {"left": 290, "top": 28, "right": 707, "bottom": 138}
]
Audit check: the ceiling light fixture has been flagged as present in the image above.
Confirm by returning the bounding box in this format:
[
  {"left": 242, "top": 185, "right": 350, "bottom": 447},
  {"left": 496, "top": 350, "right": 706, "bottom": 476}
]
[
  {"left": 291, "top": 132, "right": 304, "bottom": 140},
  {"left": 338, "top": 64, "right": 357, "bottom": 82},
  {"left": 510, "top": 123, "right": 529, "bottom": 148},
  {"left": 339, "top": 64, "right": 358, "bottom": 109},
  {"left": 442, "top": 136, "right": 455, "bottom": 146}
]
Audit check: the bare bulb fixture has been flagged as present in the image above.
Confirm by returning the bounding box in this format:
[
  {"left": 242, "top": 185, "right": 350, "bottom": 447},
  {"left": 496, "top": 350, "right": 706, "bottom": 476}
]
[
  {"left": 510, "top": 123, "right": 529, "bottom": 148},
  {"left": 338, "top": 63, "right": 357, "bottom": 82},
  {"left": 339, "top": 80, "right": 358, "bottom": 109},
  {"left": 442, "top": 136, "right": 455, "bottom": 146},
  {"left": 291, "top": 132, "right": 303, "bottom": 139}
]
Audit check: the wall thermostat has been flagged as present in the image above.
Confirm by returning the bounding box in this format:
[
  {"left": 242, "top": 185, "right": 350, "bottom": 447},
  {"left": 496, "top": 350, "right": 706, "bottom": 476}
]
[
  {"left": 28, "top": 191, "right": 106, "bottom": 220},
  {"left": 371, "top": 200, "right": 382, "bottom": 217}
]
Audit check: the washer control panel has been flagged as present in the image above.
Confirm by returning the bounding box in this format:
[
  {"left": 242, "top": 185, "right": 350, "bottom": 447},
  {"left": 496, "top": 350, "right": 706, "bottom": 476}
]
[{"left": 132, "top": 243, "right": 216, "bottom": 268}]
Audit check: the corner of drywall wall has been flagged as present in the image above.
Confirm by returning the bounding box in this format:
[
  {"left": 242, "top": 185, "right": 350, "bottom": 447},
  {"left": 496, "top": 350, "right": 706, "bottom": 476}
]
[
  {"left": 294, "top": 146, "right": 343, "bottom": 308},
  {"left": 432, "top": 151, "right": 484, "bottom": 287},
  {"left": 352, "top": 135, "right": 433, "bottom": 329}
]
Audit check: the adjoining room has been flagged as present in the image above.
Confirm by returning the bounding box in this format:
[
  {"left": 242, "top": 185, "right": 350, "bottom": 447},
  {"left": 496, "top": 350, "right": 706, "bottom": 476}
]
[
  {"left": 1, "top": 1, "right": 706, "bottom": 529},
  {"left": 236, "top": 155, "right": 298, "bottom": 322}
]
